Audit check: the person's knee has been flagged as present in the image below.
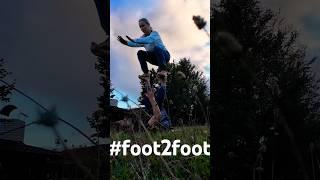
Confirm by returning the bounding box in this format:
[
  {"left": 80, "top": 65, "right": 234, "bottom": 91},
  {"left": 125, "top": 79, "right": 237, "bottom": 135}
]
[
  {"left": 137, "top": 50, "right": 145, "bottom": 58},
  {"left": 166, "top": 51, "right": 170, "bottom": 62}
]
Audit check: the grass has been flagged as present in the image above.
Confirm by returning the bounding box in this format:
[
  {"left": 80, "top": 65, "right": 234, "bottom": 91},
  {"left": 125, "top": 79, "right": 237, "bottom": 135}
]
[{"left": 111, "top": 125, "right": 210, "bottom": 179}]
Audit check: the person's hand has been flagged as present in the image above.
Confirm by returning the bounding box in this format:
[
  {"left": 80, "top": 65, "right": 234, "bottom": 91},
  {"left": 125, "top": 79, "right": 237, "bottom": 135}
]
[
  {"left": 126, "top": 35, "right": 135, "bottom": 42},
  {"left": 117, "top": 36, "right": 128, "bottom": 45}
]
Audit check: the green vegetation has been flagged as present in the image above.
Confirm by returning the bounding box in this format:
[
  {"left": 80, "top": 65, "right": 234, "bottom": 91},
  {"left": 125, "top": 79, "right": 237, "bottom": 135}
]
[
  {"left": 213, "top": 0, "right": 320, "bottom": 179},
  {"left": 111, "top": 126, "right": 210, "bottom": 179}
]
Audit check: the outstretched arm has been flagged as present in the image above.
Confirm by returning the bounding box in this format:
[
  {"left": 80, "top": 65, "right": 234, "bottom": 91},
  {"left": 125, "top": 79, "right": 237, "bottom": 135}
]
[
  {"left": 117, "top": 36, "right": 128, "bottom": 46},
  {"left": 126, "top": 35, "right": 135, "bottom": 42},
  {"left": 118, "top": 35, "right": 143, "bottom": 47},
  {"left": 134, "top": 31, "right": 160, "bottom": 44},
  {"left": 127, "top": 31, "right": 160, "bottom": 46},
  {"left": 126, "top": 36, "right": 143, "bottom": 47}
]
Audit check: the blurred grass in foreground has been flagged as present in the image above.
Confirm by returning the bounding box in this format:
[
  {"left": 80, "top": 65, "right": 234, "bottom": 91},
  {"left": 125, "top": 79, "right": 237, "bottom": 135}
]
[{"left": 111, "top": 126, "right": 210, "bottom": 179}]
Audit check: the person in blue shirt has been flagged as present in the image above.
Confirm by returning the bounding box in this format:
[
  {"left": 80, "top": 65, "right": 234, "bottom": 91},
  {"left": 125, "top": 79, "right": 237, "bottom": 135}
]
[
  {"left": 117, "top": 18, "right": 170, "bottom": 80},
  {"left": 141, "top": 74, "right": 171, "bottom": 130}
]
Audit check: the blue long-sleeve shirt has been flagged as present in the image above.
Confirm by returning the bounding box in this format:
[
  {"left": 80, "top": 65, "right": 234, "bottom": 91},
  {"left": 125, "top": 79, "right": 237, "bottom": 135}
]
[{"left": 127, "top": 31, "right": 167, "bottom": 52}]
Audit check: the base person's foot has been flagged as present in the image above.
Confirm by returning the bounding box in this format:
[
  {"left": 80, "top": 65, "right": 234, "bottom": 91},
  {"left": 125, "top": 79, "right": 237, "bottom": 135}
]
[
  {"left": 158, "top": 70, "right": 168, "bottom": 76},
  {"left": 157, "top": 70, "right": 168, "bottom": 81}
]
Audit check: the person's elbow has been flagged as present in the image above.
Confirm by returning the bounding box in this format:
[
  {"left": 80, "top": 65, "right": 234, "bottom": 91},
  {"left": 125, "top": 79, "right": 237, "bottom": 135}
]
[{"left": 154, "top": 113, "right": 161, "bottom": 121}]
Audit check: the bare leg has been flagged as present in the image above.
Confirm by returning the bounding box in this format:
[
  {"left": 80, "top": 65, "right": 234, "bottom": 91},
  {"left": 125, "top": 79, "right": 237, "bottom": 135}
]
[
  {"left": 148, "top": 115, "right": 160, "bottom": 129},
  {"left": 145, "top": 83, "right": 161, "bottom": 128}
]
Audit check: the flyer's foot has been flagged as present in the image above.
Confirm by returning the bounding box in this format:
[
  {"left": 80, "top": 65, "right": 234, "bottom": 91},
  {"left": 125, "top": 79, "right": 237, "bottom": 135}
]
[{"left": 138, "top": 73, "right": 150, "bottom": 81}]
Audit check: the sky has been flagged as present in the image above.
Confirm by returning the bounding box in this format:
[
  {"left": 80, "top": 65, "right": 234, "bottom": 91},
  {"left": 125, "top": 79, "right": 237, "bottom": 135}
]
[
  {"left": 110, "top": 0, "right": 211, "bottom": 109},
  {"left": 0, "top": 0, "right": 105, "bottom": 149},
  {"left": 261, "top": 0, "right": 320, "bottom": 76}
]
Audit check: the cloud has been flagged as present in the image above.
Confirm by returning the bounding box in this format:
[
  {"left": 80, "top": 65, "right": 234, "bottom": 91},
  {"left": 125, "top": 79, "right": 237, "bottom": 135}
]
[
  {"left": 260, "top": 0, "right": 320, "bottom": 79},
  {"left": 1, "top": 0, "right": 105, "bottom": 148},
  {"left": 261, "top": 0, "right": 320, "bottom": 52},
  {"left": 110, "top": 0, "right": 210, "bottom": 102}
]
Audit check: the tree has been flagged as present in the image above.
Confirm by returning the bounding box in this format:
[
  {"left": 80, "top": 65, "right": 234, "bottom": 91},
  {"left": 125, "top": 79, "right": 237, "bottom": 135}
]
[
  {"left": 87, "top": 53, "right": 110, "bottom": 138},
  {"left": 140, "top": 58, "right": 209, "bottom": 126},
  {"left": 86, "top": 46, "right": 110, "bottom": 180},
  {"left": 213, "top": 0, "right": 320, "bottom": 179},
  {"left": 0, "top": 58, "right": 14, "bottom": 102}
]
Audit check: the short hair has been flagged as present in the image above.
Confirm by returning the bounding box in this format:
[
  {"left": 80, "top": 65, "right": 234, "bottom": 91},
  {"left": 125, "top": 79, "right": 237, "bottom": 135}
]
[{"left": 139, "top": 18, "right": 150, "bottom": 25}]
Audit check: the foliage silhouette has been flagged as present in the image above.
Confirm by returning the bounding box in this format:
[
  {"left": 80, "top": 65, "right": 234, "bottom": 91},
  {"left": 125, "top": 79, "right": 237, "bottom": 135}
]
[{"left": 213, "top": 0, "right": 320, "bottom": 179}]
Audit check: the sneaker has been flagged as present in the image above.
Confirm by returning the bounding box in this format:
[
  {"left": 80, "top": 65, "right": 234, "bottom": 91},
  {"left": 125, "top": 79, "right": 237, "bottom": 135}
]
[{"left": 138, "top": 73, "right": 150, "bottom": 81}]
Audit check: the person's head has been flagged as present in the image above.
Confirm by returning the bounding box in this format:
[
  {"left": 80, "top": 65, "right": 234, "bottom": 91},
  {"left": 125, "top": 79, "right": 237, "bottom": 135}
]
[{"left": 139, "top": 18, "right": 152, "bottom": 35}]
